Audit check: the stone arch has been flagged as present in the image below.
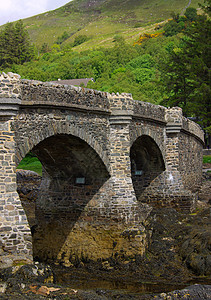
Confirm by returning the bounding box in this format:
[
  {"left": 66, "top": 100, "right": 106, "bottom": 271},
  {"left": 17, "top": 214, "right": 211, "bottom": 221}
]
[
  {"left": 130, "top": 135, "right": 165, "bottom": 201},
  {"left": 32, "top": 133, "right": 110, "bottom": 184},
  {"left": 15, "top": 119, "right": 109, "bottom": 170},
  {"left": 31, "top": 133, "right": 110, "bottom": 261},
  {"left": 17, "top": 133, "right": 110, "bottom": 262},
  {"left": 15, "top": 116, "right": 111, "bottom": 262},
  {"left": 130, "top": 126, "right": 166, "bottom": 165}
]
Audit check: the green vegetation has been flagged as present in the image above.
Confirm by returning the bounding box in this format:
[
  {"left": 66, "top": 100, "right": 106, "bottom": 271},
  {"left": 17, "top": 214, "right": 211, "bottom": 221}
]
[
  {"left": 56, "top": 31, "right": 70, "bottom": 45},
  {"left": 161, "top": 2, "right": 211, "bottom": 134},
  {"left": 0, "top": 20, "right": 35, "bottom": 68},
  {"left": 203, "top": 156, "right": 211, "bottom": 164},
  {"left": 17, "top": 153, "right": 42, "bottom": 176},
  {"left": 72, "top": 34, "right": 89, "bottom": 47},
  {"left": 6, "top": 34, "right": 174, "bottom": 103}
]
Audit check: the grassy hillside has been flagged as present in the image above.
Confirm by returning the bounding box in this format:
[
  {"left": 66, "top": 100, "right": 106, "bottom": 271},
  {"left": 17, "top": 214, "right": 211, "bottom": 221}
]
[{"left": 21, "top": 0, "right": 203, "bottom": 50}]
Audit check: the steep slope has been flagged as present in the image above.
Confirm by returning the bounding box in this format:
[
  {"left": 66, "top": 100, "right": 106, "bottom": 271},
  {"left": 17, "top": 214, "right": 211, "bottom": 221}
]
[{"left": 10, "top": 0, "right": 205, "bottom": 49}]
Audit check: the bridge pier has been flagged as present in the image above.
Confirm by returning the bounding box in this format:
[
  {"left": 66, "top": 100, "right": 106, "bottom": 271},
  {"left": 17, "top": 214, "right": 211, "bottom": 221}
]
[
  {"left": 108, "top": 101, "right": 151, "bottom": 222},
  {"left": 0, "top": 94, "right": 32, "bottom": 263}
]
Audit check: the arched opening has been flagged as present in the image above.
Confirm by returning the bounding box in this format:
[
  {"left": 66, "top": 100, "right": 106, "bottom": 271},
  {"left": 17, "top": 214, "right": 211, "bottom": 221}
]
[
  {"left": 17, "top": 133, "right": 110, "bottom": 262},
  {"left": 130, "top": 135, "right": 165, "bottom": 201}
]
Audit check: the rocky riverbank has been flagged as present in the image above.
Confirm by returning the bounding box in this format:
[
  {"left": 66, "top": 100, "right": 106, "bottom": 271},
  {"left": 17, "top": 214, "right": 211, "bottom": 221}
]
[
  {"left": 0, "top": 262, "right": 210, "bottom": 299},
  {"left": 0, "top": 168, "right": 210, "bottom": 298}
]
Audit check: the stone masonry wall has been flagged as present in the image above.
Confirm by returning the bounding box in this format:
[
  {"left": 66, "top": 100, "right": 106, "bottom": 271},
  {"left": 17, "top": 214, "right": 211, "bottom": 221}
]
[
  {"left": 179, "top": 133, "right": 203, "bottom": 192},
  {"left": 20, "top": 79, "right": 110, "bottom": 112},
  {"left": 0, "top": 73, "right": 32, "bottom": 261}
]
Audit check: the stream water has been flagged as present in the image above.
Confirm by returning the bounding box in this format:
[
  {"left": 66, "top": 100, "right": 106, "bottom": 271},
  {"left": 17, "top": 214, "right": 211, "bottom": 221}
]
[{"left": 53, "top": 267, "right": 211, "bottom": 296}]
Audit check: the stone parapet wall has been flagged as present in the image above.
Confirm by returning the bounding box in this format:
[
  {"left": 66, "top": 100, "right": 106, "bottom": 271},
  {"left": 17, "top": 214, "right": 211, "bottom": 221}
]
[
  {"left": 165, "top": 107, "right": 204, "bottom": 144},
  {"left": 133, "top": 100, "right": 166, "bottom": 123},
  {"left": 178, "top": 132, "right": 203, "bottom": 192},
  {"left": 20, "top": 79, "right": 110, "bottom": 113},
  {"left": 0, "top": 72, "right": 205, "bottom": 145},
  {"left": 182, "top": 116, "right": 204, "bottom": 143},
  {"left": 0, "top": 72, "right": 21, "bottom": 99}
]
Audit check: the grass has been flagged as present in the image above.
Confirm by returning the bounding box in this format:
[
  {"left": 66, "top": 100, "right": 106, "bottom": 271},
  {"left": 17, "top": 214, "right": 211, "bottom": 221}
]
[
  {"left": 17, "top": 153, "right": 42, "bottom": 176},
  {"left": 203, "top": 155, "right": 211, "bottom": 164},
  {"left": 8, "top": 0, "right": 204, "bottom": 49}
]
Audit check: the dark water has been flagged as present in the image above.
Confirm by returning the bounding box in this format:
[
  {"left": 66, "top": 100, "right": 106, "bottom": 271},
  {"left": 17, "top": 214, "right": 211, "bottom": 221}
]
[{"left": 53, "top": 268, "right": 211, "bottom": 295}]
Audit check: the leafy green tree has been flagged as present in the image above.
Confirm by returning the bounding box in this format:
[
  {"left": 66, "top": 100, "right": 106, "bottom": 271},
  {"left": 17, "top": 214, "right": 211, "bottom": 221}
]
[
  {"left": 163, "top": 20, "right": 185, "bottom": 37},
  {"left": 184, "top": 7, "right": 197, "bottom": 21},
  {"left": 0, "top": 20, "right": 35, "bottom": 68},
  {"left": 171, "top": 12, "right": 180, "bottom": 22},
  {"left": 161, "top": 5, "right": 211, "bottom": 133},
  {"left": 164, "top": 7, "right": 198, "bottom": 37},
  {"left": 126, "top": 54, "right": 156, "bottom": 84}
]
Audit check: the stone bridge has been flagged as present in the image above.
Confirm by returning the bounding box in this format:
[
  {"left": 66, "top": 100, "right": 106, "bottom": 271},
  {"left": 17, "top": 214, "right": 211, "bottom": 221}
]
[{"left": 0, "top": 72, "right": 204, "bottom": 264}]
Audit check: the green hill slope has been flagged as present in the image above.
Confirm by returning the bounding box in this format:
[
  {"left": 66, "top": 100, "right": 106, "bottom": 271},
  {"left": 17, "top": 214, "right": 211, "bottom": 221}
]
[{"left": 21, "top": 0, "right": 203, "bottom": 50}]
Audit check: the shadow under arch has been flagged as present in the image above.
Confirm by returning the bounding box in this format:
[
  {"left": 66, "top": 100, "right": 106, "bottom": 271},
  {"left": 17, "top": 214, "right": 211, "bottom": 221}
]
[
  {"left": 18, "top": 133, "right": 110, "bottom": 262},
  {"left": 15, "top": 120, "right": 109, "bottom": 172},
  {"left": 130, "top": 135, "right": 165, "bottom": 201}
]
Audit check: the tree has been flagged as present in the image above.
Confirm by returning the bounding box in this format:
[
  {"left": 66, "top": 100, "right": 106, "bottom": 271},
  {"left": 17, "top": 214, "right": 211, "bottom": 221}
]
[
  {"left": 161, "top": 4, "right": 211, "bottom": 135},
  {"left": 163, "top": 20, "right": 184, "bottom": 37},
  {"left": 163, "top": 7, "right": 197, "bottom": 37},
  {"left": 184, "top": 7, "right": 197, "bottom": 21},
  {"left": 0, "top": 20, "right": 34, "bottom": 68},
  {"left": 126, "top": 54, "right": 156, "bottom": 84}
]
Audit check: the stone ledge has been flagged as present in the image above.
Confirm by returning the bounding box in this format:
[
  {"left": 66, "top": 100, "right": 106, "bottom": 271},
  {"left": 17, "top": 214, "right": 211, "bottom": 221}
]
[
  {"left": 110, "top": 110, "right": 133, "bottom": 125},
  {"left": 20, "top": 102, "right": 110, "bottom": 115},
  {"left": 166, "top": 123, "right": 182, "bottom": 133},
  {"left": 0, "top": 98, "right": 21, "bottom": 116}
]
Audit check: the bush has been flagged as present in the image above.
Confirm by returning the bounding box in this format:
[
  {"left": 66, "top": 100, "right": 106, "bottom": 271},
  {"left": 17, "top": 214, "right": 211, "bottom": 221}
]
[
  {"left": 72, "top": 35, "right": 89, "bottom": 47},
  {"left": 56, "top": 31, "right": 70, "bottom": 45}
]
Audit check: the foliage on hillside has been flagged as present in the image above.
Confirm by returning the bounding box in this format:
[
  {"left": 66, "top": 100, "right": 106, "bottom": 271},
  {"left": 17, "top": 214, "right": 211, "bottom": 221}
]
[
  {"left": 133, "top": 32, "right": 164, "bottom": 46},
  {"left": 2, "top": 33, "right": 179, "bottom": 104}
]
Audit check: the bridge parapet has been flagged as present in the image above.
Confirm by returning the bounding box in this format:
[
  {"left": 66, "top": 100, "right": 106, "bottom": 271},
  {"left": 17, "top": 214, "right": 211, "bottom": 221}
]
[
  {"left": 165, "top": 106, "right": 204, "bottom": 143},
  {"left": 20, "top": 79, "right": 110, "bottom": 113},
  {"left": 133, "top": 99, "right": 166, "bottom": 123},
  {"left": 0, "top": 72, "right": 22, "bottom": 116},
  {"left": 182, "top": 116, "right": 204, "bottom": 143},
  {"left": 0, "top": 72, "right": 21, "bottom": 99}
]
